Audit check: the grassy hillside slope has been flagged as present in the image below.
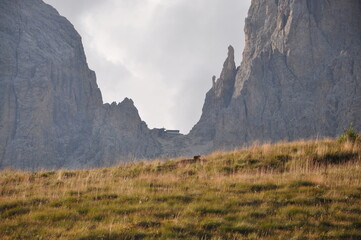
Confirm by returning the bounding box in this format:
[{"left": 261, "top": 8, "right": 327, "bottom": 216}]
[{"left": 1, "top": 139, "right": 361, "bottom": 240}]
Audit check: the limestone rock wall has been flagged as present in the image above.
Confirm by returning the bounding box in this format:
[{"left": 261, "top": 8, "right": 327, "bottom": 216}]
[
  {"left": 0, "top": 0, "right": 161, "bottom": 170},
  {"left": 193, "top": 0, "right": 361, "bottom": 150}
]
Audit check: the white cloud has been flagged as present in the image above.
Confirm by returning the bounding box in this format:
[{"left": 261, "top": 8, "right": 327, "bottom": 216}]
[{"left": 44, "top": 0, "right": 251, "bottom": 133}]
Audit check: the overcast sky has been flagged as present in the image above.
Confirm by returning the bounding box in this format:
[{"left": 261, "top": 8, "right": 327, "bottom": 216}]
[{"left": 44, "top": 0, "right": 251, "bottom": 134}]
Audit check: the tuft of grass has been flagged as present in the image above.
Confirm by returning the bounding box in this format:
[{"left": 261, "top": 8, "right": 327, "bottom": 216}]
[
  {"left": 92, "top": 194, "right": 118, "bottom": 201},
  {"left": 77, "top": 231, "right": 148, "bottom": 240},
  {"left": 249, "top": 183, "right": 279, "bottom": 192},
  {"left": 136, "top": 221, "right": 161, "bottom": 229},
  {"left": 200, "top": 219, "right": 223, "bottom": 230},
  {"left": 220, "top": 223, "right": 257, "bottom": 235},
  {"left": 289, "top": 180, "right": 316, "bottom": 188},
  {"left": 196, "top": 206, "right": 229, "bottom": 216},
  {"left": 1, "top": 207, "right": 30, "bottom": 219}
]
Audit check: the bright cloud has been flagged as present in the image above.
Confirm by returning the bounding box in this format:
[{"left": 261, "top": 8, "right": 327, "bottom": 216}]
[{"left": 44, "top": 0, "right": 251, "bottom": 133}]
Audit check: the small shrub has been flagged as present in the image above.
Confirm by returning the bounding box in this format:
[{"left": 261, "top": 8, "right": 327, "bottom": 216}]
[{"left": 338, "top": 123, "right": 360, "bottom": 143}]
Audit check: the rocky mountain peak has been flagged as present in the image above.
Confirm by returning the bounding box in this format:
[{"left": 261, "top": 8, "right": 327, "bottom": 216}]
[
  {"left": 213, "top": 45, "right": 237, "bottom": 106},
  {"left": 117, "top": 98, "right": 142, "bottom": 122},
  {"left": 192, "top": 0, "right": 361, "bottom": 151},
  {"left": 188, "top": 46, "right": 237, "bottom": 142},
  {"left": 119, "top": 97, "right": 135, "bottom": 107}
]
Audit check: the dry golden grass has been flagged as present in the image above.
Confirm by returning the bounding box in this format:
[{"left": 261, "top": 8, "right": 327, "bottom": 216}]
[{"left": 0, "top": 139, "right": 360, "bottom": 239}]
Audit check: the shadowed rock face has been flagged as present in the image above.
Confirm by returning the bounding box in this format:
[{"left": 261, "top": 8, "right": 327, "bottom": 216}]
[
  {"left": 0, "top": 0, "right": 161, "bottom": 170},
  {"left": 192, "top": 0, "right": 361, "bottom": 151}
]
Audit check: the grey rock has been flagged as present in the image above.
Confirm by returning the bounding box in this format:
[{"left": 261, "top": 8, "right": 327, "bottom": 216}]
[
  {"left": 89, "top": 98, "right": 162, "bottom": 168},
  {"left": 0, "top": 0, "right": 161, "bottom": 170},
  {"left": 192, "top": 0, "right": 361, "bottom": 151},
  {"left": 189, "top": 46, "right": 237, "bottom": 142}
]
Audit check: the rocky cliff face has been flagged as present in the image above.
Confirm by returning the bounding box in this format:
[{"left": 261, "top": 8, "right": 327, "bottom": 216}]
[
  {"left": 192, "top": 0, "right": 361, "bottom": 150},
  {"left": 0, "top": 0, "right": 161, "bottom": 170},
  {"left": 189, "top": 46, "right": 237, "bottom": 143},
  {"left": 89, "top": 99, "right": 161, "bottom": 168}
]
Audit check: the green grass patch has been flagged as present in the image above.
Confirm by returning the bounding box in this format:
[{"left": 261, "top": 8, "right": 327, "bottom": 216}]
[
  {"left": 249, "top": 183, "right": 279, "bottom": 192},
  {"left": 1, "top": 207, "right": 30, "bottom": 219}
]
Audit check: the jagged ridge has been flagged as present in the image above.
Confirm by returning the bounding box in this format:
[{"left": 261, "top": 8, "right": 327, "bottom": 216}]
[{"left": 191, "top": 0, "right": 361, "bottom": 151}]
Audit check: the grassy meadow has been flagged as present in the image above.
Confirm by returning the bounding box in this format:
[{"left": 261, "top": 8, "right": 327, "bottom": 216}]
[{"left": 0, "top": 138, "right": 361, "bottom": 239}]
